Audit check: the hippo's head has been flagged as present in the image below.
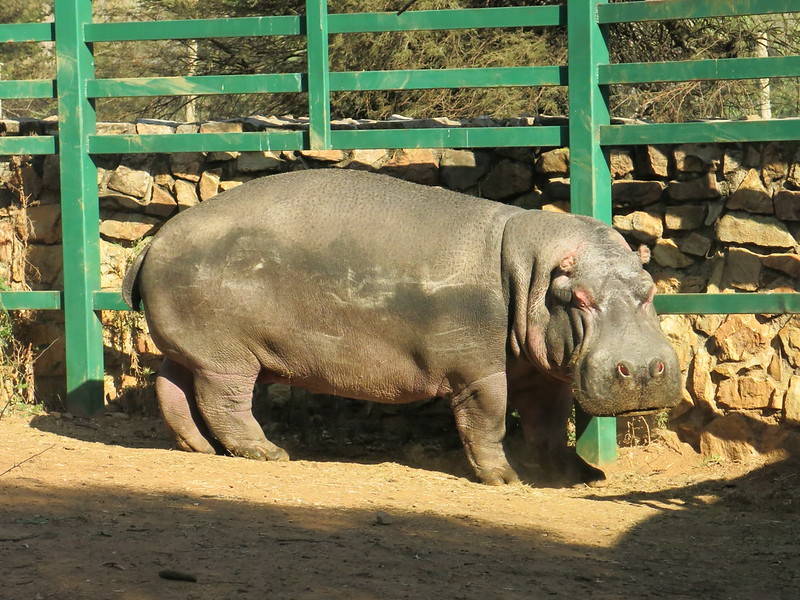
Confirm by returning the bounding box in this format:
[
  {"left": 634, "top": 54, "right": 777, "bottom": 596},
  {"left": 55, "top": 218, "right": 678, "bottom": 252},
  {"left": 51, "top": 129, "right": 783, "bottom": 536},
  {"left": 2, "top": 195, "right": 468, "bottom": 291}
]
[{"left": 541, "top": 229, "right": 681, "bottom": 417}]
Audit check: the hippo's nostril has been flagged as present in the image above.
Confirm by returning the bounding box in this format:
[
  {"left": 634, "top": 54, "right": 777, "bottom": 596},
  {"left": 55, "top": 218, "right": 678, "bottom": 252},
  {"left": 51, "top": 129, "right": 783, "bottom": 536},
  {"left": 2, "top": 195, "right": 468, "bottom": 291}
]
[
  {"left": 650, "top": 359, "right": 665, "bottom": 378},
  {"left": 616, "top": 362, "right": 632, "bottom": 378}
]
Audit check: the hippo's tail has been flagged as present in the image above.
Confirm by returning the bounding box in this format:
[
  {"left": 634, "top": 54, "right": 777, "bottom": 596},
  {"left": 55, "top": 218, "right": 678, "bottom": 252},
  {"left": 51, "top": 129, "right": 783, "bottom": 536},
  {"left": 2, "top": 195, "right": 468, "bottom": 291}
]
[{"left": 122, "top": 242, "right": 151, "bottom": 311}]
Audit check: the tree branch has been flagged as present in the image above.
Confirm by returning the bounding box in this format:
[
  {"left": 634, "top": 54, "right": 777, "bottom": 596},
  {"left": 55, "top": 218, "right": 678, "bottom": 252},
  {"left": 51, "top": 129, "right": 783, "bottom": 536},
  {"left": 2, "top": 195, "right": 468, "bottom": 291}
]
[{"left": 0, "top": 444, "right": 55, "bottom": 478}]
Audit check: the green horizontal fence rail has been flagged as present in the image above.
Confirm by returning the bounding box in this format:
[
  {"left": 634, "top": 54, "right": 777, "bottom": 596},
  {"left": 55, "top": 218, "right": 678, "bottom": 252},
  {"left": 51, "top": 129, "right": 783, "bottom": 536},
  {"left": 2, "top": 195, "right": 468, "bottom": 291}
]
[{"left": 2, "top": 1, "right": 800, "bottom": 466}]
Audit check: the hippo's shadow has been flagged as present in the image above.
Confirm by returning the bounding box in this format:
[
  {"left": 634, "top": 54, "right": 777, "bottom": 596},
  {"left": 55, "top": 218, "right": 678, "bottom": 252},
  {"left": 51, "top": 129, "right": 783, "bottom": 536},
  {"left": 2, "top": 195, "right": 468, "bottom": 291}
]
[
  {"left": 28, "top": 392, "right": 571, "bottom": 488},
  {"left": 26, "top": 407, "right": 481, "bottom": 482},
  {"left": 28, "top": 412, "right": 175, "bottom": 451}
]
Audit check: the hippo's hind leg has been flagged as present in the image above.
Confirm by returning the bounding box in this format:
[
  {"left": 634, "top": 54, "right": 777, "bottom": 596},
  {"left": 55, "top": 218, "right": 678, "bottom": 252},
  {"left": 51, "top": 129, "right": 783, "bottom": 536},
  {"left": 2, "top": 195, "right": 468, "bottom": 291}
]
[
  {"left": 156, "top": 358, "right": 217, "bottom": 454},
  {"left": 450, "top": 372, "right": 519, "bottom": 486},
  {"left": 193, "top": 368, "right": 289, "bottom": 461},
  {"left": 509, "top": 372, "right": 605, "bottom": 487}
]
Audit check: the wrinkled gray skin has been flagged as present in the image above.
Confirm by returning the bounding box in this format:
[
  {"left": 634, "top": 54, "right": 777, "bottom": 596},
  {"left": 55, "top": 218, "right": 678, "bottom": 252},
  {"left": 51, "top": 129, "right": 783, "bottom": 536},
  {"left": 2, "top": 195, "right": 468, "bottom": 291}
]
[{"left": 124, "top": 169, "right": 680, "bottom": 485}]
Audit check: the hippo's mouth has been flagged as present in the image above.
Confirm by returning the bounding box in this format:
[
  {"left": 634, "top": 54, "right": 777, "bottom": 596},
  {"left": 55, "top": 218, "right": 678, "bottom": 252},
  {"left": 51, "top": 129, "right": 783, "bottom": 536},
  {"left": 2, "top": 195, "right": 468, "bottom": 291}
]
[
  {"left": 572, "top": 399, "right": 668, "bottom": 418},
  {"left": 612, "top": 407, "right": 665, "bottom": 417}
]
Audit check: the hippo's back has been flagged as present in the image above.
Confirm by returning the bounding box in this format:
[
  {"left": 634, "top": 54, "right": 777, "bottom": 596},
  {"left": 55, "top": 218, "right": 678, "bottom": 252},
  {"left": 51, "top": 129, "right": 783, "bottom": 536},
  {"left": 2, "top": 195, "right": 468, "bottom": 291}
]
[{"left": 156, "top": 169, "right": 518, "bottom": 270}]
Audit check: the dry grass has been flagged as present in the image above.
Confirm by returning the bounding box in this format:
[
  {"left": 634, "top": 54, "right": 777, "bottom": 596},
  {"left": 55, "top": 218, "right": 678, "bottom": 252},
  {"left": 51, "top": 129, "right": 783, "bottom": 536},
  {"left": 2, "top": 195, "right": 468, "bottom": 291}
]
[{"left": 0, "top": 157, "right": 37, "bottom": 412}]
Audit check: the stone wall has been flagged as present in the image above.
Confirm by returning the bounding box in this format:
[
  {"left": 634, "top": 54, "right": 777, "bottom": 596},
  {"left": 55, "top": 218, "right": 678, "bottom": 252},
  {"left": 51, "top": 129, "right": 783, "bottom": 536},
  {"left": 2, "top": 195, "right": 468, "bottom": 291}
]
[{"left": 2, "top": 115, "right": 800, "bottom": 455}]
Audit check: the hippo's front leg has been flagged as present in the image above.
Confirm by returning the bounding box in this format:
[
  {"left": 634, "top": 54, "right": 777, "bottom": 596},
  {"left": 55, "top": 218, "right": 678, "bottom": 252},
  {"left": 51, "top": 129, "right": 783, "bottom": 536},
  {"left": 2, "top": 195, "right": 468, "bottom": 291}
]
[
  {"left": 508, "top": 370, "right": 605, "bottom": 486},
  {"left": 450, "top": 372, "right": 519, "bottom": 485}
]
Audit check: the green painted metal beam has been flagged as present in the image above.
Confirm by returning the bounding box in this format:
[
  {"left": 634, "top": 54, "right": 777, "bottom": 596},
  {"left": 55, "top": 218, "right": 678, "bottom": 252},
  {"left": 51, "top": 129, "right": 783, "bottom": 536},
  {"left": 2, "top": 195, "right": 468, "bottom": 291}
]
[
  {"left": 89, "top": 131, "right": 306, "bottom": 154},
  {"left": 568, "top": 0, "right": 616, "bottom": 466},
  {"left": 0, "top": 80, "right": 56, "bottom": 99},
  {"left": 84, "top": 16, "right": 301, "bottom": 42},
  {"left": 600, "top": 56, "right": 800, "bottom": 85},
  {"left": 568, "top": 0, "right": 612, "bottom": 222},
  {"left": 87, "top": 73, "right": 305, "bottom": 98},
  {"left": 601, "top": 118, "right": 800, "bottom": 146},
  {"left": 86, "top": 68, "right": 565, "bottom": 100},
  {"left": 330, "top": 66, "right": 566, "bottom": 92},
  {"left": 575, "top": 412, "right": 618, "bottom": 466},
  {"left": 0, "top": 136, "right": 57, "bottom": 155},
  {"left": 55, "top": 0, "right": 105, "bottom": 417},
  {"left": 327, "top": 5, "right": 566, "bottom": 34},
  {"left": 0, "top": 22, "right": 54, "bottom": 43},
  {"left": 60, "top": 122, "right": 752, "bottom": 153},
  {"left": 92, "top": 126, "right": 568, "bottom": 155},
  {"left": 655, "top": 293, "right": 800, "bottom": 315},
  {"left": 306, "top": 0, "right": 331, "bottom": 150},
  {"left": 0, "top": 292, "right": 62, "bottom": 311},
  {"left": 331, "top": 126, "right": 568, "bottom": 150},
  {"left": 599, "top": 0, "right": 799, "bottom": 24},
  {"left": 94, "top": 291, "right": 132, "bottom": 311}
]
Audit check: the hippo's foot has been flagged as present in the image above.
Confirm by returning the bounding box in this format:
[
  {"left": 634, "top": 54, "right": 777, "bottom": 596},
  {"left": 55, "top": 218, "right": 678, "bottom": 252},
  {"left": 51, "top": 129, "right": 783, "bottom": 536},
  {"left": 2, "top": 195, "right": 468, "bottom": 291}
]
[
  {"left": 450, "top": 372, "right": 520, "bottom": 485},
  {"left": 475, "top": 463, "right": 520, "bottom": 486},
  {"left": 560, "top": 451, "right": 607, "bottom": 488},
  {"left": 191, "top": 369, "right": 293, "bottom": 462},
  {"left": 175, "top": 436, "right": 219, "bottom": 455},
  {"left": 228, "top": 442, "right": 290, "bottom": 462},
  {"left": 573, "top": 464, "right": 607, "bottom": 488},
  {"left": 576, "top": 463, "right": 607, "bottom": 488}
]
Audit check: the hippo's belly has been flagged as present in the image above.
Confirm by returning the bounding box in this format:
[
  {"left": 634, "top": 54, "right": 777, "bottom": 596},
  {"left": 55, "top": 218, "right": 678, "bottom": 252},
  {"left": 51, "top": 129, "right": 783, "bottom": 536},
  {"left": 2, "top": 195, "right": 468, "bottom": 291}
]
[{"left": 144, "top": 245, "right": 507, "bottom": 404}]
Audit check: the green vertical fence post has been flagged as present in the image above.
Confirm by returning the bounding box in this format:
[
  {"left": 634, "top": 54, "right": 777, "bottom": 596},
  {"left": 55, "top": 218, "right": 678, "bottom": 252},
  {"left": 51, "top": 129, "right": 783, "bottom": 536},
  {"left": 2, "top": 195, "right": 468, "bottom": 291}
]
[
  {"left": 55, "top": 0, "right": 105, "bottom": 415},
  {"left": 568, "top": 0, "right": 617, "bottom": 465},
  {"left": 306, "top": 0, "right": 332, "bottom": 150}
]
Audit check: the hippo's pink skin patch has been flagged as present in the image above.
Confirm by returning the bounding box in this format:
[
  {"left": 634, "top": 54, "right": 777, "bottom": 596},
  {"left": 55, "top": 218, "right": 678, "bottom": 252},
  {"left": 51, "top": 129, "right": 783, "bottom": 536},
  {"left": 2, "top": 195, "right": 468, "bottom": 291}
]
[{"left": 573, "top": 287, "right": 597, "bottom": 311}]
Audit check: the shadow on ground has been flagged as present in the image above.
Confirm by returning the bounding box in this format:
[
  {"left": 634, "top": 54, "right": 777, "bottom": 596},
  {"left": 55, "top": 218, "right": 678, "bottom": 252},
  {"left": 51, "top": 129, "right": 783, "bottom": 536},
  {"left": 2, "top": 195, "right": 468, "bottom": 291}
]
[
  {"left": 2, "top": 455, "right": 800, "bottom": 600},
  {"left": 580, "top": 413, "right": 800, "bottom": 599},
  {"left": 5, "top": 413, "right": 800, "bottom": 599},
  {"left": 588, "top": 454, "right": 800, "bottom": 599},
  {"left": 0, "top": 478, "right": 607, "bottom": 600}
]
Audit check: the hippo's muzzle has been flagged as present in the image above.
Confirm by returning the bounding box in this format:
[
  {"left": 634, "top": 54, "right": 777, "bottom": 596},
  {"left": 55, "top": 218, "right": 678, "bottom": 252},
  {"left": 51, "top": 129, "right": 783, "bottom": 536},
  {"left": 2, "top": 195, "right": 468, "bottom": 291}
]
[{"left": 571, "top": 306, "right": 681, "bottom": 417}]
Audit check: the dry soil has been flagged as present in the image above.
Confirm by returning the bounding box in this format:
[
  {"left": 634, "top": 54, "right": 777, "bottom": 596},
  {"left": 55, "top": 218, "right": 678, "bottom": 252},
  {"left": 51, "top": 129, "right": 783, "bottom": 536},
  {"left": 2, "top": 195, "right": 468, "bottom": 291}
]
[{"left": 1, "top": 409, "right": 799, "bottom": 600}]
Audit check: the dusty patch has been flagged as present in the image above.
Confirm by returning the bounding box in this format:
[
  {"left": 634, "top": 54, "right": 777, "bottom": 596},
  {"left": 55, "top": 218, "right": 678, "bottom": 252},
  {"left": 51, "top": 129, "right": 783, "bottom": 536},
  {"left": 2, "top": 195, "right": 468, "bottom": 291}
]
[{"left": 1, "top": 411, "right": 799, "bottom": 600}]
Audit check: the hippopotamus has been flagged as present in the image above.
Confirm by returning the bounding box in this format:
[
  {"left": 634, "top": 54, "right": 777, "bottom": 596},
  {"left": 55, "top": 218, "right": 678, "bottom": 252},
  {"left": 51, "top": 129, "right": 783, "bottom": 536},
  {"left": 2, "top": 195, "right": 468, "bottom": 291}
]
[{"left": 123, "top": 168, "right": 680, "bottom": 485}]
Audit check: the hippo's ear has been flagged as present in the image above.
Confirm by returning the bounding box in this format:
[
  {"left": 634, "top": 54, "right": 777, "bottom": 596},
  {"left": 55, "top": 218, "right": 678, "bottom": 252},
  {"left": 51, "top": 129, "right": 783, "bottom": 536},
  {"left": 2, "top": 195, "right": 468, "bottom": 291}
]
[
  {"left": 637, "top": 245, "right": 651, "bottom": 265},
  {"left": 611, "top": 229, "right": 649, "bottom": 265},
  {"left": 558, "top": 251, "right": 578, "bottom": 273}
]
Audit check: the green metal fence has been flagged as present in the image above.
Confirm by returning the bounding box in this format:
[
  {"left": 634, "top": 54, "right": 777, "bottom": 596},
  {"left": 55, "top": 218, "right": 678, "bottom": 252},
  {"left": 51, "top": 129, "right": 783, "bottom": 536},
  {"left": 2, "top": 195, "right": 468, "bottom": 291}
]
[{"left": 2, "top": 0, "right": 800, "bottom": 465}]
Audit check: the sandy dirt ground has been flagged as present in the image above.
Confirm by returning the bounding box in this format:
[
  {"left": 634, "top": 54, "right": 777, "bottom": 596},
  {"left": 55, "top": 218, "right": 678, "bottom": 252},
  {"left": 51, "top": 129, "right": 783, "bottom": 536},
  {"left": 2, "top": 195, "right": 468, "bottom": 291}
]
[{"left": 1, "top": 409, "right": 800, "bottom": 600}]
